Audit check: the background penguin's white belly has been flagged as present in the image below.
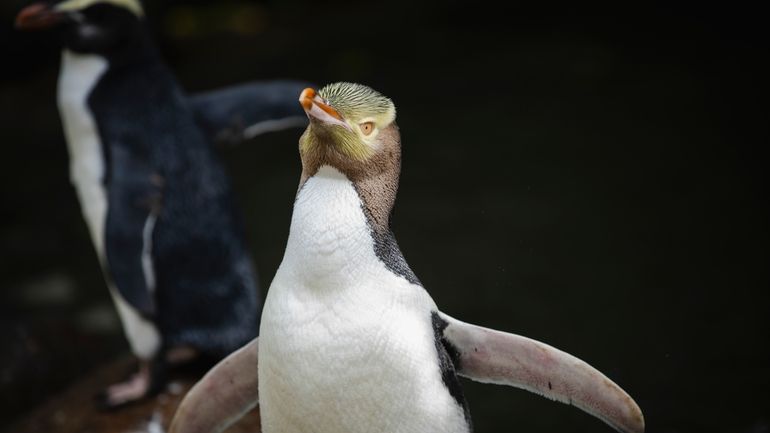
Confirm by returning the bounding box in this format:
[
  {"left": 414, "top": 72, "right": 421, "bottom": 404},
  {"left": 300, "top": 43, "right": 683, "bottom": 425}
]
[
  {"left": 57, "top": 50, "right": 160, "bottom": 359},
  {"left": 259, "top": 166, "right": 468, "bottom": 433},
  {"left": 57, "top": 49, "right": 109, "bottom": 256}
]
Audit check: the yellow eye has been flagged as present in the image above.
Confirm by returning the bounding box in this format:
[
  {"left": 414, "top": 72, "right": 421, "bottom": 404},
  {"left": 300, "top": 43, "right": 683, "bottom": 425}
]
[{"left": 360, "top": 122, "right": 375, "bottom": 136}]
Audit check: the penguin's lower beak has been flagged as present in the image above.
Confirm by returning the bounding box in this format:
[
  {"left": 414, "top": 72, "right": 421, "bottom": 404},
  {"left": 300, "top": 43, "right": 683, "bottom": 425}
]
[
  {"left": 299, "top": 88, "right": 351, "bottom": 131},
  {"left": 15, "top": 3, "right": 65, "bottom": 30}
]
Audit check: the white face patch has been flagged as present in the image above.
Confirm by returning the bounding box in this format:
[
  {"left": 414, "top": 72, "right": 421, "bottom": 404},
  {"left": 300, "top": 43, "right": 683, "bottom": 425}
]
[{"left": 56, "top": 0, "right": 144, "bottom": 16}]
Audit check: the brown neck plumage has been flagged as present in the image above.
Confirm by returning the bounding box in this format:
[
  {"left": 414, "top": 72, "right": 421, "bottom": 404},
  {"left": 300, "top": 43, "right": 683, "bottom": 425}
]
[{"left": 298, "top": 123, "right": 401, "bottom": 233}]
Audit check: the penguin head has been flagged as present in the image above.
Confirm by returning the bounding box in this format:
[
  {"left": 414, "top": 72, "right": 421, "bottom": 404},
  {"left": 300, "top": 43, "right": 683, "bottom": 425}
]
[
  {"left": 298, "top": 82, "right": 402, "bottom": 229},
  {"left": 16, "top": 0, "right": 144, "bottom": 55},
  {"left": 299, "top": 83, "right": 397, "bottom": 163}
]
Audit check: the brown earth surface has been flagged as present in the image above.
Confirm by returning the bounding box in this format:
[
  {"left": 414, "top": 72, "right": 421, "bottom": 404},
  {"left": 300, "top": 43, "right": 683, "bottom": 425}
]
[{"left": 5, "top": 356, "right": 260, "bottom": 433}]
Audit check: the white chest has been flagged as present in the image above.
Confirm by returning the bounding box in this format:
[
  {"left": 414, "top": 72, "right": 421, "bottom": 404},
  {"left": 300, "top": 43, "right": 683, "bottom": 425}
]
[
  {"left": 57, "top": 50, "right": 109, "bottom": 255},
  {"left": 258, "top": 166, "right": 467, "bottom": 433}
]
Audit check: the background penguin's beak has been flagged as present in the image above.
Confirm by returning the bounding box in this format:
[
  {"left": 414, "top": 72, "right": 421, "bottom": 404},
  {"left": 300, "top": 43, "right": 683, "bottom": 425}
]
[
  {"left": 299, "top": 87, "right": 351, "bottom": 131},
  {"left": 15, "top": 3, "right": 65, "bottom": 30}
]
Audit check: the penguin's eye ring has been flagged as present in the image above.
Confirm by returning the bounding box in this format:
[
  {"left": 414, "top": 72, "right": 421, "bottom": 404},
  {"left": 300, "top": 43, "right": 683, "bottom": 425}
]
[{"left": 360, "top": 122, "right": 375, "bottom": 136}]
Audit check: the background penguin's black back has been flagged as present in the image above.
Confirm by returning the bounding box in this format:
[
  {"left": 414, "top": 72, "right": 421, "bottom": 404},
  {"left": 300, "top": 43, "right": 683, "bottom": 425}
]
[{"left": 90, "top": 29, "right": 259, "bottom": 356}]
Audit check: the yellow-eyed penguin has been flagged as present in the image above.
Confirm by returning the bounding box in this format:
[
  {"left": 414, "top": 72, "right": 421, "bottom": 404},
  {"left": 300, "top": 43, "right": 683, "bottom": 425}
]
[
  {"left": 14, "top": 0, "right": 309, "bottom": 409},
  {"left": 169, "top": 83, "right": 645, "bottom": 433}
]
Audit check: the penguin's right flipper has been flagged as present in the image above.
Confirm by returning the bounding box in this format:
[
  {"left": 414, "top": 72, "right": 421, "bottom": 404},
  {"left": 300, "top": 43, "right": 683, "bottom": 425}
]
[
  {"left": 100, "top": 145, "right": 167, "bottom": 409},
  {"left": 169, "top": 338, "right": 260, "bottom": 433},
  {"left": 435, "top": 312, "right": 645, "bottom": 433},
  {"left": 189, "top": 80, "right": 311, "bottom": 147}
]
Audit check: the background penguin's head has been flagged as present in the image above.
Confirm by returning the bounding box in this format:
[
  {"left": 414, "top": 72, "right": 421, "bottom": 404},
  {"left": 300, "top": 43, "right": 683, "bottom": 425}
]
[
  {"left": 15, "top": 0, "right": 144, "bottom": 55},
  {"left": 298, "top": 82, "right": 402, "bottom": 229}
]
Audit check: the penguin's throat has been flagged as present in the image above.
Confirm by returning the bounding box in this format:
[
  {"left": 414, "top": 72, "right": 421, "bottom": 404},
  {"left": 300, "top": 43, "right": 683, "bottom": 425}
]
[{"left": 284, "top": 166, "right": 381, "bottom": 288}]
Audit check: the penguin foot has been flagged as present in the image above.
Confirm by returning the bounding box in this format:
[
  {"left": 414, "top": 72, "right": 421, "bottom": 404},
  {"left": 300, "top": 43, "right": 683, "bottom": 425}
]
[
  {"left": 97, "top": 372, "right": 150, "bottom": 408},
  {"left": 93, "top": 348, "right": 217, "bottom": 410},
  {"left": 94, "top": 360, "right": 163, "bottom": 411}
]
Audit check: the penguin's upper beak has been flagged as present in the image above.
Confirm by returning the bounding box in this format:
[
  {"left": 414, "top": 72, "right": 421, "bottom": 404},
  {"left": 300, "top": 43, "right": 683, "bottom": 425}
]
[
  {"left": 299, "top": 88, "right": 351, "bottom": 131},
  {"left": 15, "top": 3, "right": 66, "bottom": 30}
]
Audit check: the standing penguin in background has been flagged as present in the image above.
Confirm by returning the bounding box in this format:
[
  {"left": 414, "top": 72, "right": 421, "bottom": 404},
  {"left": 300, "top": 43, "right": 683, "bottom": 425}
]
[
  {"left": 170, "top": 83, "right": 644, "bottom": 433},
  {"left": 15, "top": 0, "right": 309, "bottom": 408}
]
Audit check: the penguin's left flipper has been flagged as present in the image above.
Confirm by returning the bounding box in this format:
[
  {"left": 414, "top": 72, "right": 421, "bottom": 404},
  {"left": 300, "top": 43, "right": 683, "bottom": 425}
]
[
  {"left": 104, "top": 148, "right": 163, "bottom": 318},
  {"left": 169, "top": 338, "right": 260, "bottom": 433},
  {"left": 436, "top": 312, "right": 645, "bottom": 433},
  {"left": 189, "top": 80, "right": 312, "bottom": 147}
]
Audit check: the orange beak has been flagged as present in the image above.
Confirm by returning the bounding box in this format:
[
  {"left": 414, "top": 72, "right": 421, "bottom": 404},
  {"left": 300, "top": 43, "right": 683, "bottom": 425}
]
[
  {"left": 299, "top": 87, "right": 350, "bottom": 130},
  {"left": 15, "top": 2, "right": 65, "bottom": 30}
]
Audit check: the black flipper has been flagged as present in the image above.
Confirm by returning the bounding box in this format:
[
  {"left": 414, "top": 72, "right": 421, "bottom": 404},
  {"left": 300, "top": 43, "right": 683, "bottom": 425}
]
[
  {"left": 189, "top": 80, "right": 311, "bottom": 146},
  {"left": 104, "top": 144, "right": 162, "bottom": 317}
]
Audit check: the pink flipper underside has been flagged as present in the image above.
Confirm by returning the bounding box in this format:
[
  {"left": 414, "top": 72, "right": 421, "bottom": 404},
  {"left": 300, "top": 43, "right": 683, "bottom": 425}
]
[
  {"left": 439, "top": 312, "right": 645, "bottom": 433},
  {"left": 169, "top": 338, "right": 261, "bottom": 433},
  {"left": 169, "top": 318, "right": 644, "bottom": 433}
]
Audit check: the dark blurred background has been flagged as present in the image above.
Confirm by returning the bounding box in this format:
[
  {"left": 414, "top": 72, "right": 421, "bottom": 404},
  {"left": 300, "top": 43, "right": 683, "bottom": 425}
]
[{"left": 1, "top": 1, "right": 768, "bottom": 432}]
